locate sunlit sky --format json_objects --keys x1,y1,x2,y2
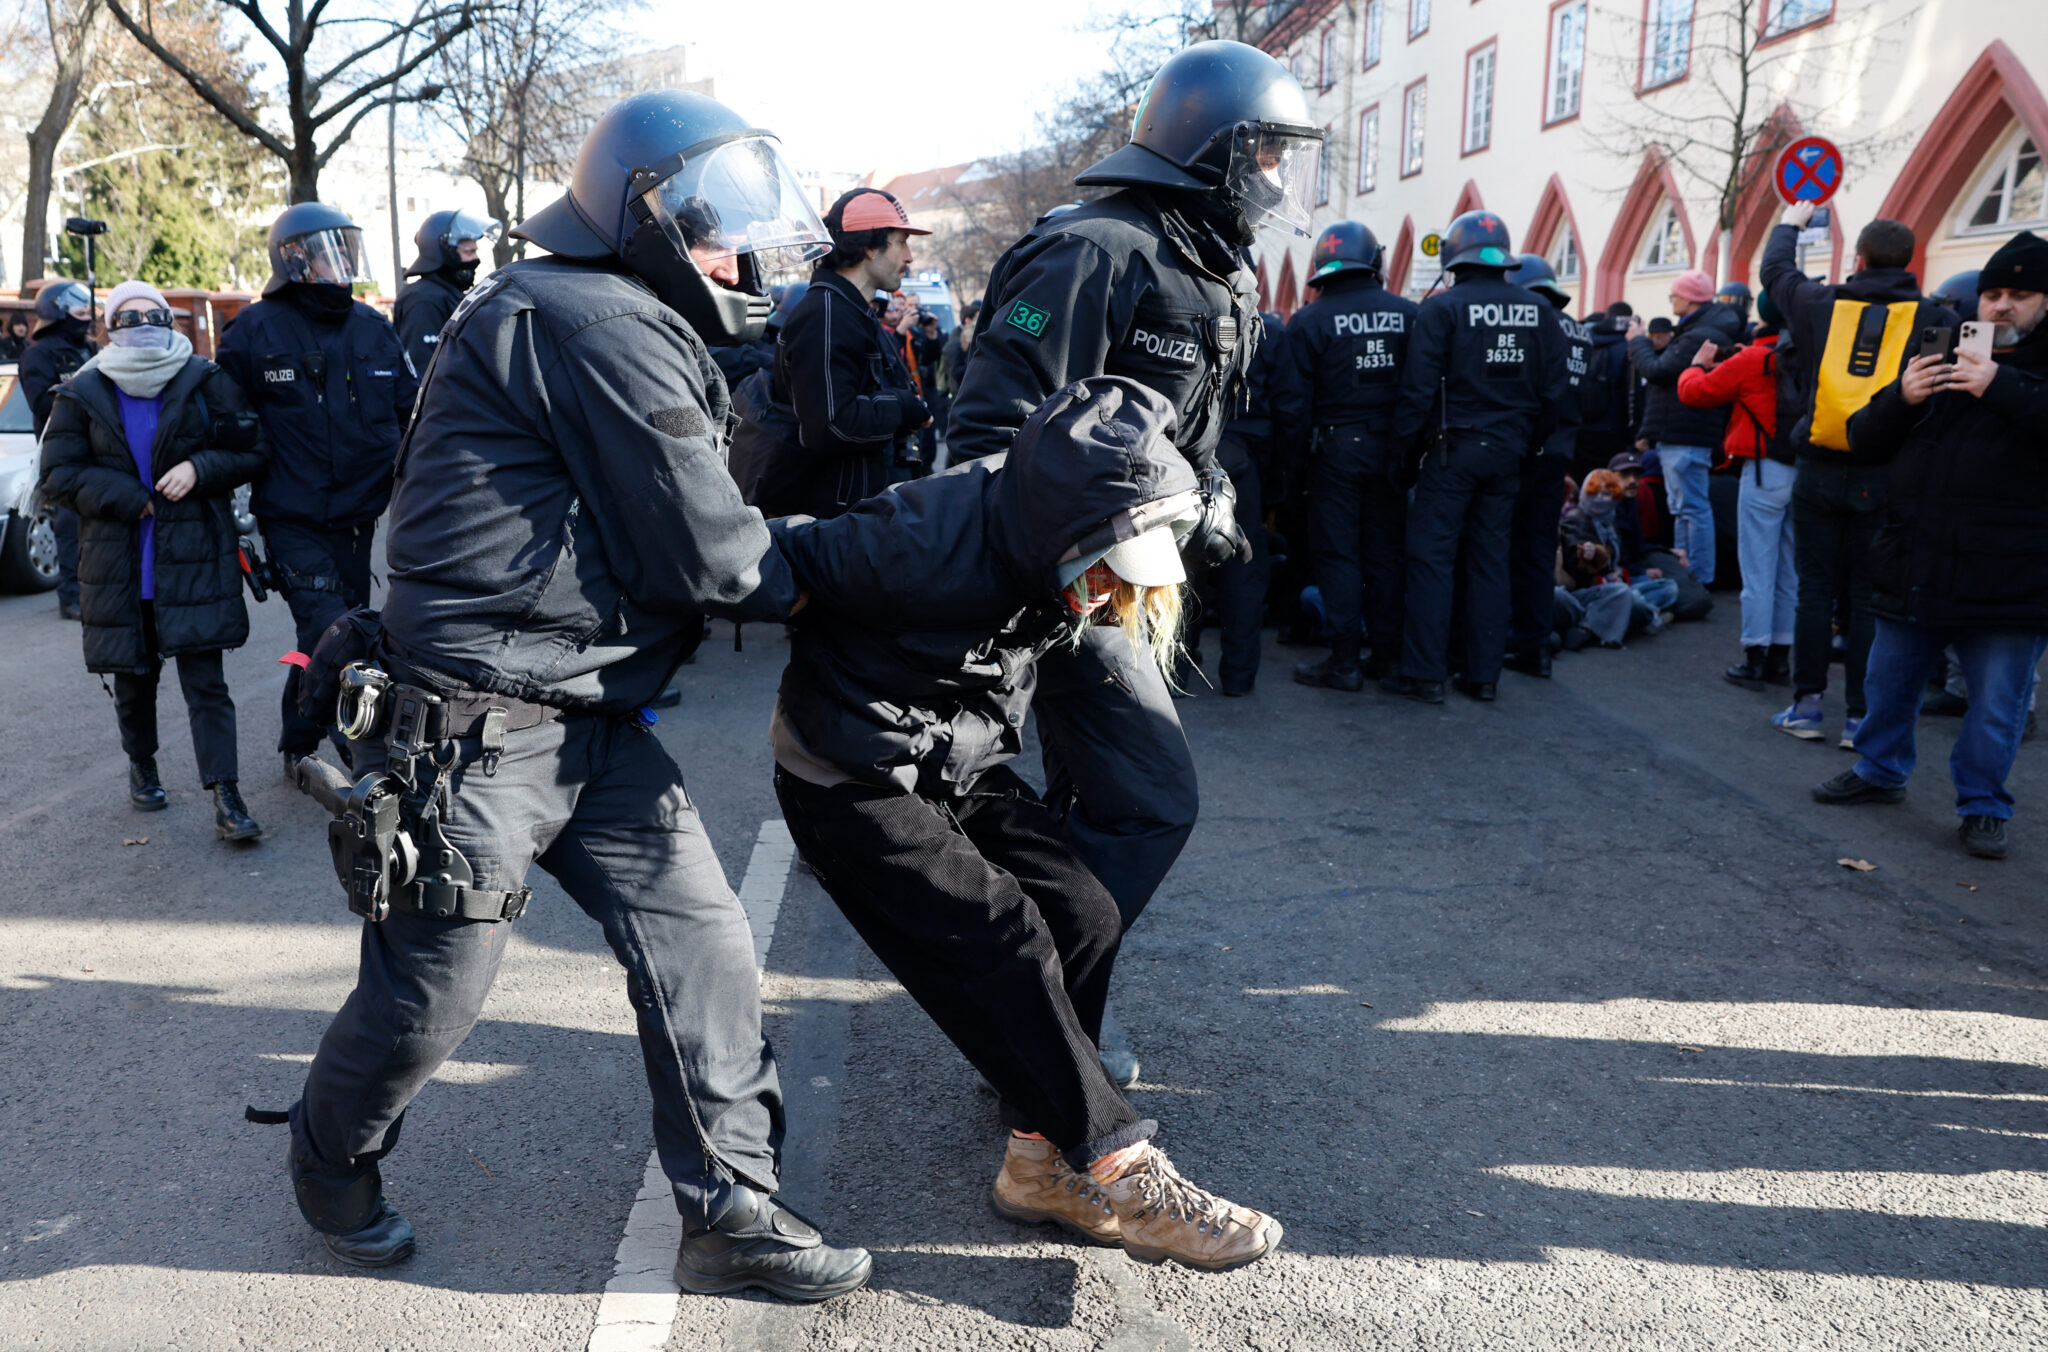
[{"x1": 651, "y1": 0, "x2": 1166, "y2": 176}]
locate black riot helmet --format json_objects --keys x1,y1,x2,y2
[
  {"x1": 1075, "y1": 40, "x2": 1323, "y2": 238},
  {"x1": 1506, "y1": 251, "x2": 1571, "y2": 307},
  {"x1": 263, "y1": 201, "x2": 372, "y2": 296},
  {"x1": 1934, "y1": 270, "x2": 1981, "y2": 322},
  {"x1": 406, "y1": 209, "x2": 503, "y2": 277},
  {"x1": 1309, "y1": 221, "x2": 1384, "y2": 283},
  {"x1": 34, "y1": 279, "x2": 93, "y2": 326},
  {"x1": 513, "y1": 90, "x2": 831, "y2": 344},
  {"x1": 1440, "y1": 209, "x2": 1516, "y2": 272},
  {"x1": 1715, "y1": 279, "x2": 1753, "y2": 324}
]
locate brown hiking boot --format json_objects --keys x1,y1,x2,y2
[
  {"x1": 990, "y1": 1135, "x2": 1120, "y2": 1246},
  {"x1": 1103, "y1": 1146, "x2": 1281, "y2": 1271}
]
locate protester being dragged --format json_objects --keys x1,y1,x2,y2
[
  {"x1": 734, "y1": 187, "x2": 931, "y2": 519},
  {"x1": 1762, "y1": 201, "x2": 1952, "y2": 747},
  {"x1": 1812, "y1": 233, "x2": 2048, "y2": 861},
  {"x1": 771, "y1": 377, "x2": 1283, "y2": 1273},
  {"x1": 1679, "y1": 288, "x2": 1794, "y2": 690},
  {"x1": 38, "y1": 280, "x2": 267, "y2": 841},
  {"x1": 1553, "y1": 468, "x2": 1679, "y2": 649},
  {"x1": 1625, "y1": 270, "x2": 1742, "y2": 588}
]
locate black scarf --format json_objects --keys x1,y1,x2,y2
[{"x1": 282, "y1": 282, "x2": 356, "y2": 324}]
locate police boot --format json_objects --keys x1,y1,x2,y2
[
  {"x1": 129, "y1": 759, "x2": 168, "y2": 812},
  {"x1": 1293, "y1": 652, "x2": 1365, "y2": 692},
  {"x1": 213, "y1": 781, "x2": 263, "y2": 842},
  {"x1": 1379, "y1": 675, "x2": 1445, "y2": 704},
  {"x1": 1503, "y1": 648, "x2": 1552, "y2": 678},
  {"x1": 674, "y1": 1183, "x2": 872, "y2": 1302},
  {"x1": 287, "y1": 1139, "x2": 416, "y2": 1268},
  {"x1": 1723, "y1": 646, "x2": 1770, "y2": 691}
]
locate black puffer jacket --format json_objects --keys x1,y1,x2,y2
[
  {"x1": 39, "y1": 360, "x2": 268, "y2": 672},
  {"x1": 771, "y1": 377, "x2": 1197, "y2": 796},
  {"x1": 1626, "y1": 302, "x2": 1743, "y2": 447},
  {"x1": 1850, "y1": 320, "x2": 2048, "y2": 630}
]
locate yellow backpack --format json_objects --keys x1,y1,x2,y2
[{"x1": 1808, "y1": 298, "x2": 1922, "y2": 452}]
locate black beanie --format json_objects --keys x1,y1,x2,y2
[{"x1": 1979, "y1": 230, "x2": 2048, "y2": 295}]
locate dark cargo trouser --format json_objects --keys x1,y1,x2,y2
[
  {"x1": 1209, "y1": 432, "x2": 1269, "y2": 690},
  {"x1": 1033, "y1": 622, "x2": 1198, "y2": 931},
  {"x1": 262, "y1": 519, "x2": 375, "y2": 756},
  {"x1": 292, "y1": 714, "x2": 783, "y2": 1227},
  {"x1": 776, "y1": 765, "x2": 1149, "y2": 1166},
  {"x1": 1791, "y1": 458, "x2": 1887, "y2": 715},
  {"x1": 1309, "y1": 426, "x2": 1407, "y2": 667},
  {"x1": 1507, "y1": 452, "x2": 1571, "y2": 658},
  {"x1": 1402, "y1": 436, "x2": 1523, "y2": 686}
]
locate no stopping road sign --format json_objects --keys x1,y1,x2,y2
[{"x1": 1775, "y1": 136, "x2": 1844, "y2": 206}]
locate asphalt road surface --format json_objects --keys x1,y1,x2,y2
[{"x1": 3, "y1": 576, "x2": 2044, "y2": 1352}]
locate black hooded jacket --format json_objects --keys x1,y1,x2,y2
[
  {"x1": 771, "y1": 377, "x2": 1196, "y2": 797},
  {"x1": 1850, "y1": 320, "x2": 2048, "y2": 631},
  {"x1": 39, "y1": 360, "x2": 267, "y2": 671},
  {"x1": 393, "y1": 268, "x2": 467, "y2": 379},
  {"x1": 379, "y1": 256, "x2": 798, "y2": 712},
  {"x1": 1625, "y1": 301, "x2": 1744, "y2": 448},
  {"x1": 1761, "y1": 222, "x2": 1952, "y2": 465}
]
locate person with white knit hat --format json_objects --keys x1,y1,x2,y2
[{"x1": 38, "y1": 279, "x2": 270, "y2": 841}]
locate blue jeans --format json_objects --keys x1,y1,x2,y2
[
  {"x1": 1736, "y1": 458, "x2": 1797, "y2": 647},
  {"x1": 1853, "y1": 619, "x2": 2048, "y2": 819},
  {"x1": 1656, "y1": 443, "x2": 1715, "y2": 585}
]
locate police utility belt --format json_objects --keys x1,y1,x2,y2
[{"x1": 310, "y1": 663, "x2": 564, "y2": 925}]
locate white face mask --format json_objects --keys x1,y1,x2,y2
[{"x1": 110, "y1": 322, "x2": 173, "y2": 349}]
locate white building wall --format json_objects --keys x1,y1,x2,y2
[{"x1": 1251, "y1": 0, "x2": 2048, "y2": 321}]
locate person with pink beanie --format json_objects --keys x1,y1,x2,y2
[{"x1": 1624, "y1": 267, "x2": 1745, "y2": 587}]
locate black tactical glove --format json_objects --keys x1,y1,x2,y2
[
  {"x1": 1190, "y1": 467, "x2": 1252, "y2": 567},
  {"x1": 211, "y1": 410, "x2": 262, "y2": 451}
]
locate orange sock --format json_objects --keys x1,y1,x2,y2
[
  {"x1": 1088, "y1": 1141, "x2": 1148, "y2": 1184},
  {"x1": 1010, "y1": 1131, "x2": 1047, "y2": 1141}
]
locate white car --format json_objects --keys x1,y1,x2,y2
[{"x1": 0, "y1": 363, "x2": 59, "y2": 592}]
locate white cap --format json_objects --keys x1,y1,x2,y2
[{"x1": 1099, "y1": 523, "x2": 1187, "y2": 586}]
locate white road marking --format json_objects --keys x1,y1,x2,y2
[{"x1": 586, "y1": 819, "x2": 797, "y2": 1352}]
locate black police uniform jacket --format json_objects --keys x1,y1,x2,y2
[
  {"x1": 772, "y1": 378, "x2": 1194, "y2": 797},
  {"x1": 39, "y1": 359, "x2": 268, "y2": 672},
  {"x1": 215, "y1": 292, "x2": 419, "y2": 530},
  {"x1": 1542, "y1": 301, "x2": 1595, "y2": 458},
  {"x1": 1267, "y1": 272, "x2": 1419, "y2": 452},
  {"x1": 20, "y1": 323, "x2": 95, "y2": 435},
  {"x1": 393, "y1": 269, "x2": 466, "y2": 381},
  {"x1": 378, "y1": 256, "x2": 799, "y2": 712},
  {"x1": 736, "y1": 269, "x2": 927, "y2": 521},
  {"x1": 1850, "y1": 320, "x2": 2048, "y2": 632},
  {"x1": 945, "y1": 189, "x2": 1258, "y2": 474},
  {"x1": 1625, "y1": 301, "x2": 1743, "y2": 449},
  {"x1": 1393, "y1": 273, "x2": 1571, "y2": 452}
]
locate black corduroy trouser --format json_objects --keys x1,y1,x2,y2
[{"x1": 775, "y1": 764, "x2": 1152, "y2": 1169}]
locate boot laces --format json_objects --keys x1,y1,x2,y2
[{"x1": 1130, "y1": 1150, "x2": 1226, "y2": 1229}]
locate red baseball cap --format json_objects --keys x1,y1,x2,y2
[{"x1": 826, "y1": 187, "x2": 931, "y2": 237}]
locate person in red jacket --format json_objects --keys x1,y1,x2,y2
[{"x1": 1678, "y1": 289, "x2": 1796, "y2": 690}]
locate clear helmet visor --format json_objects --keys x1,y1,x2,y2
[
  {"x1": 638, "y1": 135, "x2": 831, "y2": 277},
  {"x1": 440, "y1": 210, "x2": 503, "y2": 251},
  {"x1": 1225, "y1": 129, "x2": 1321, "y2": 238},
  {"x1": 281, "y1": 226, "x2": 371, "y2": 286}
]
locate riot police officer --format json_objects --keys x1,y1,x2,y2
[
  {"x1": 1191, "y1": 307, "x2": 1282, "y2": 696},
  {"x1": 1269, "y1": 221, "x2": 1418, "y2": 689},
  {"x1": 215, "y1": 203, "x2": 418, "y2": 768},
  {"x1": 1384, "y1": 211, "x2": 1568, "y2": 703},
  {"x1": 21, "y1": 279, "x2": 97, "y2": 617},
  {"x1": 281, "y1": 91, "x2": 871, "y2": 1300},
  {"x1": 946, "y1": 39, "x2": 1321, "y2": 932},
  {"x1": 392, "y1": 208, "x2": 501, "y2": 377},
  {"x1": 1503, "y1": 252, "x2": 1590, "y2": 678}
]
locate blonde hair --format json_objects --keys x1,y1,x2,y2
[{"x1": 1073, "y1": 579, "x2": 1185, "y2": 684}]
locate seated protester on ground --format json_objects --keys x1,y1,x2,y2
[
  {"x1": 1610, "y1": 448, "x2": 1710, "y2": 621},
  {"x1": 1816, "y1": 232, "x2": 2048, "y2": 862},
  {"x1": 768, "y1": 377, "x2": 1283, "y2": 1274},
  {"x1": 1555, "y1": 469, "x2": 1680, "y2": 648}
]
